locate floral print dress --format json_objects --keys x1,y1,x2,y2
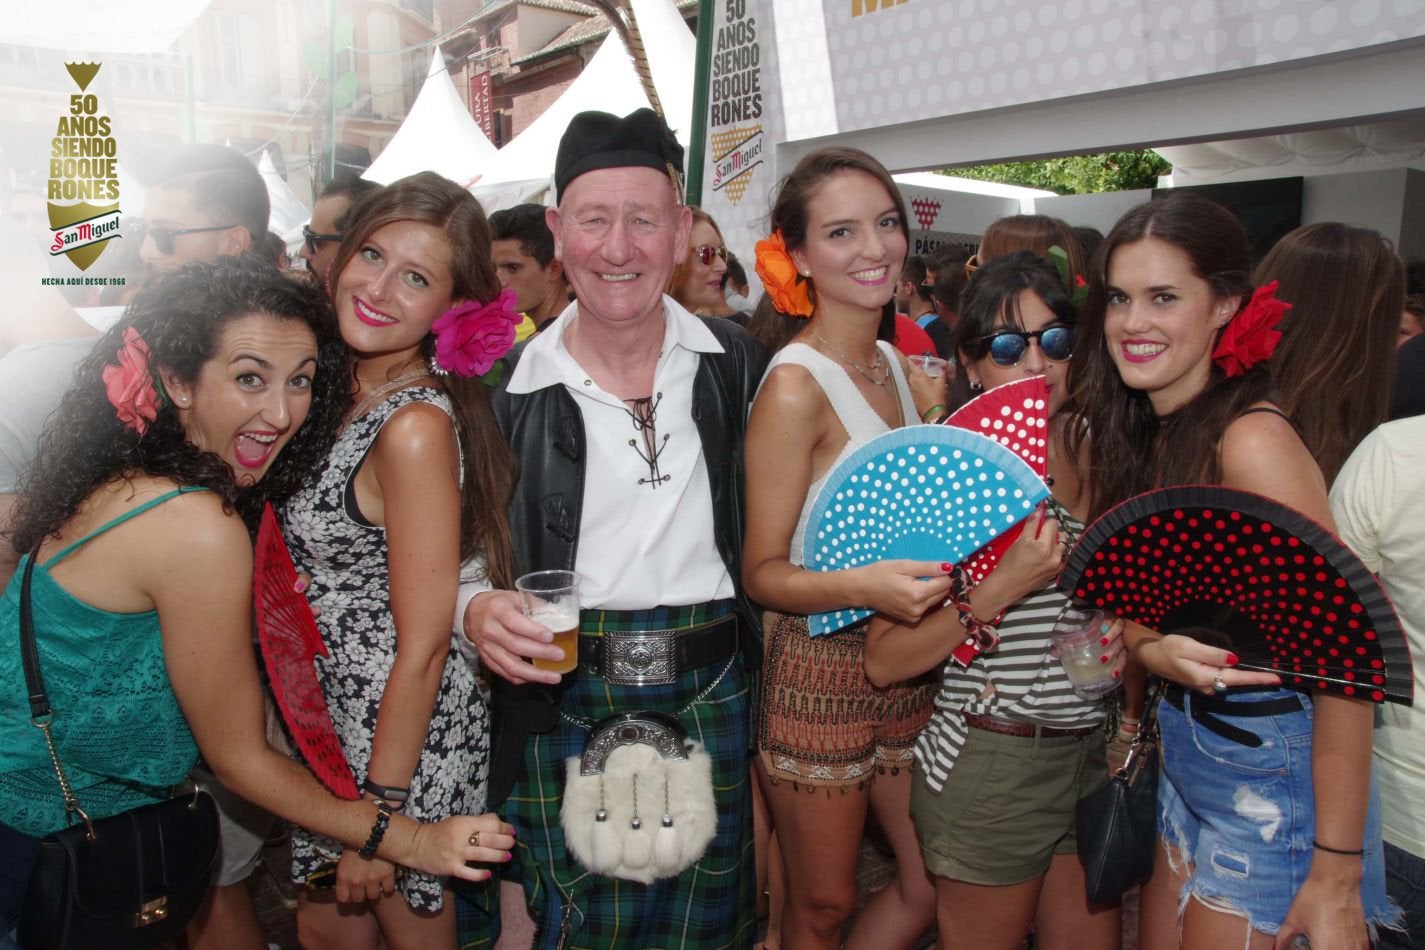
[{"x1": 282, "y1": 386, "x2": 488, "y2": 911}]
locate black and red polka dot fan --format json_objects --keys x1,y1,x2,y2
[{"x1": 1059, "y1": 486, "x2": 1411, "y2": 705}]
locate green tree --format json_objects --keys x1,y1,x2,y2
[{"x1": 944, "y1": 150, "x2": 1170, "y2": 195}]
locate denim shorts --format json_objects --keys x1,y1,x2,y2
[{"x1": 1156, "y1": 687, "x2": 1397, "y2": 937}]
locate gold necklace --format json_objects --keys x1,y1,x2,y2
[
  {"x1": 813, "y1": 331, "x2": 889, "y2": 387},
  {"x1": 348, "y1": 366, "x2": 432, "y2": 422}
]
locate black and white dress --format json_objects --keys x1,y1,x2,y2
[{"x1": 282, "y1": 386, "x2": 488, "y2": 911}]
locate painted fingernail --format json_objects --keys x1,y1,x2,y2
[
  {"x1": 503, "y1": 851, "x2": 513, "y2": 861},
  {"x1": 940, "y1": 562, "x2": 954, "y2": 573},
  {"x1": 1226, "y1": 653, "x2": 1240, "y2": 666},
  {"x1": 293, "y1": 579, "x2": 308, "y2": 593},
  {"x1": 1100, "y1": 654, "x2": 1110, "y2": 664},
  {"x1": 1100, "y1": 636, "x2": 1111, "y2": 646},
  {"x1": 1112, "y1": 669, "x2": 1122, "y2": 679}
]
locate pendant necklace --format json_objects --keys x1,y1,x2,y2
[{"x1": 813, "y1": 331, "x2": 889, "y2": 387}]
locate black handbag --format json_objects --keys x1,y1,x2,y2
[
  {"x1": 1075, "y1": 690, "x2": 1161, "y2": 905},
  {"x1": 14, "y1": 551, "x2": 220, "y2": 950}
]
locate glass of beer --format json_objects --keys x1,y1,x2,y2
[{"x1": 516, "y1": 570, "x2": 582, "y2": 675}]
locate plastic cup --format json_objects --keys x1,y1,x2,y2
[
  {"x1": 516, "y1": 570, "x2": 581, "y2": 675},
  {"x1": 1049, "y1": 605, "x2": 1121, "y2": 700},
  {"x1": 908, "y1": 353, "x2": 949, "y2": 378}
]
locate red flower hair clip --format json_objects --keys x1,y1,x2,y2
[
  {"x1": 101, "y1": 327, "x2": 163, "y2": 434},
  {"x1": 754, "y1": 230, "x2": 813, "y2": 318},
  {"x1": 1212, "y1": 280, "x2": 1291, "y2": 378},
  {"x1": 432, "y1": 288, "x2": 521, "y2": 378}
]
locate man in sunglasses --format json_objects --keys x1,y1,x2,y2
[
  {"x1": 298, "y1": 173, "x2": 380, "y2": 287},
  {"x1": 136, "y1": 143, "x2": 270, "y2": 282}
]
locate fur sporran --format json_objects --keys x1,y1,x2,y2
[{"x1": 560, "y1": 712, "x2": 717, "y2": 883}]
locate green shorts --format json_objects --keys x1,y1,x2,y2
[{"x1": 910, "y1": 722, "x2": 1107, "y2": 886}]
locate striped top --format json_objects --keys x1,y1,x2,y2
[{"x1": 914, "y1": 512, "x2": 1108, "y2": 793}]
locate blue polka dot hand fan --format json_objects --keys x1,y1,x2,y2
[{"x1": 801, "y1": 424, "x2": 1050, "y2": 636}]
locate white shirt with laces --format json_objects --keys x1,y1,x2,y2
[{"x1": 454, "y1": 296, "x2": 736, "y2": 637}]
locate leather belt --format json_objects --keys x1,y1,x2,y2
[
  {"x1": 963, "y1": 712, "x2": 1096, "y2": 740},
  {"x1": 579, "y1": 615, "x2": 738, "y2": 686},
  {"x1": 1163, "y1": 685, "x2": 1303, "y2": 748}
]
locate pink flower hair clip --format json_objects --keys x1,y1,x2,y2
[
  {"x1": 101, "y1": 327, "x2": 164, "y2": 434},
  {"x1": 431, "y1": 288, "x2": 521, "y2": 380}
]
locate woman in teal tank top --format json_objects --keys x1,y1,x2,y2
[{"x1": 0, "y1": 258, "x2": 516, "y2": 940}]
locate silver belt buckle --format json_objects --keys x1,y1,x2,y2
[{"x1": 601, "y1": 628, "x2": 677, "y2": 686}]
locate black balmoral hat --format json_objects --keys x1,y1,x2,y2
[{"x1": 554, "y1": 108, "x2": 684, "y2": 203}]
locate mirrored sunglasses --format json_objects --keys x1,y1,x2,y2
[
  {"x1": 302, "y1": 224, "x2": 343, "y2": 254},
  {"x1": 976, "y1": 325, "x2": 1075, "y2": 367},
  {"x1": 693, "y1": 244, "x2": 728, "y2": 266},
  {"x1": 138, "y1": 221, "x2": 239, "y2": 256}
]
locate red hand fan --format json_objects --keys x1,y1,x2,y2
[
  {"x1": 942, "y1": 377, "x2": 1051, "y2": 666},
  {"x1": 254, "y1": 504, "x2": 360, "y2": 798},
  {"x1": 1060, "y1": 486, "x2": 1412, "y2": 704}
]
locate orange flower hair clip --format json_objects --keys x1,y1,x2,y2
[{"x1": 754, "y1": 230, "x2": 813, "y2": 318}]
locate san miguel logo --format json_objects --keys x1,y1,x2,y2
[{"x1": 48, "y1": 62, "x2": 121, "y2": 271}]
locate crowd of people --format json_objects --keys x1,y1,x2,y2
[{"x1": 0, "y1": 104, "x2": 1422, "y2": 950}]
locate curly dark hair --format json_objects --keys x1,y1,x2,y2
[{"x1": 11, "y1": 257, "x2": 348, "y2": 553}]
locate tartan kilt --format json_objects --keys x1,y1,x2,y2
[{"x1": 501, "y1": 601, "x2": 757, "y2": 949}]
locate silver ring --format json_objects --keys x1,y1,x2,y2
[{"x1": 1212, "y1": 670, "x2": 1228, "y2": 693}]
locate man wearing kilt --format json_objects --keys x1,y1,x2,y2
[{"x1": 457, "y1": 108, "x2": 768, "y2": 948}]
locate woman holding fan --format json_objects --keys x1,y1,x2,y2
[
  {"x1": 742, "y1": 147, "x2": 951, "y2": 950},
  {"x1": 0, "y1": 258, "x2": 515, "y2": 937},
  {"x1": 863, "y1": 250, "x2": 1123, "y2": 950},
  {"x1": 281, "y1": 172, "x2": 519, "y2": 949},
  {"x1": 1063, "y1": 191, "x2": 1399, "y2": 949}
]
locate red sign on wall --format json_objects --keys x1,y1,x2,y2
[{"x1": 470, "y1": 70, "x2": 493, "y2": 139}]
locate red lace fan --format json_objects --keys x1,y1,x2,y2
[
  {"x1": 1060, "y1": 487, "x2": 1412, "y2": 705},
  {"x1": 254, "y1": 504, "x2": 360, "y2": 798},
  {"x1": 943, "y1": 377, "x2": 1051, "y2": 667}
]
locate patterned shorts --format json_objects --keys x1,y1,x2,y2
[{"x1": 757, "y1": 610, "x2": 938, "y2": 789}]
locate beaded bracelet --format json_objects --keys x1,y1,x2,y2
[
  {"x1": 359, "y1": 800, "x2": 393, "y2": 858},
  {"x1": 946, "y1": 566, "x2": 1005, "y2": 657}
]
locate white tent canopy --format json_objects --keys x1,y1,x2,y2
[
  {"x1": 473, "y1": 0, "x2": 696, "y2": 189},
  {"x1": 260, "y1": 149, "x2": 311, "y2": 243},
  {"x1": 362, "y1": 46, "x2": 498, "y2": 187},
  {"x1": 1156, "y1": 118, "x2": 1425, "y2": 186}
]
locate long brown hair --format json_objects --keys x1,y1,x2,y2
[
  {"x1": 761, "y1": 147, "x2": 905, "y2": 348},
  {"x1": 1255, "y1": 223, "x2": 1403, "y2": 484},
  {"x1": 1063, "y1": 192, "x2": 1271, "y2": 518},
  {"x1": 975, "y1": 214, "x2": 1085, "y2": 288},
  {"x1": 332, "y1": 172, "x2": 517, "y2": 586}
]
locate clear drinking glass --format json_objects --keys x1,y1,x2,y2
[
  {"x1": 516, "y1": 570, "x2": 582, "y2": 675},
  {"x1": 1049, "y1": 605, "x2": 1121, "y2": 700}
]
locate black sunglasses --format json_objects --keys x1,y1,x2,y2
[
  {"x1": 973, "y1": 325, "x2": 1075, "y2": 367},
  {"x1": 302, "y1": 224, "x2": 343, "y2": 254},
  {"x1": 693, "y1": 244, "x2": 728, "y2": 266},
  {"x1": 139, "y1": 221, "x2": 238, "y2": 255}
]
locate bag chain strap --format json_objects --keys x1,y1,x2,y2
[
  {"x1": 560, "y1": 656, "x2": 736, "y2": 732},
  {"x1": 19, "y1": 549, "x2": 96, "y2": 839}
]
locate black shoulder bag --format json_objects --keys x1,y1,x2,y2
[
  {"x1": 1075, "y1": 686, "x2": 1161, "y2": 905},
  {"x1": 16, "y1": 551, "x2": 220, "y2": 949}
]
